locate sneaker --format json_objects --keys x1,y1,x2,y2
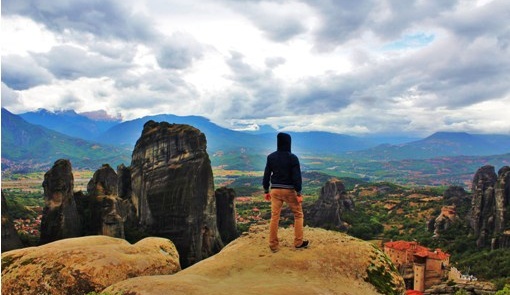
[{"x1": 295, "y1": 240, "x2": 309, "y2": 249}]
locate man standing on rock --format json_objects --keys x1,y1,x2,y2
[{"x1": 263, "y1": 132, "x2": 309, "y2": 252}]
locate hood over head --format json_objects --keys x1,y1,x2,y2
[{"x1": 277, "y1": 132, "x2": 291, "y2": 152}]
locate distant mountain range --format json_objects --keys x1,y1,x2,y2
[
  {"x1": 19, "y1": 109, "x2": 121, "y2": 142},
  {"x1": 2, "y1": 107, "x2": 509, "y2": 173},
  {"x1": 348, "y1": 131, "x2": 510, "y2": 160},
  {"x1": 1, "y1": 108, "x2": 131, "y2": 172},
  {"x1": 15, "y1": 108, "x2": 383, "y2": 154}
]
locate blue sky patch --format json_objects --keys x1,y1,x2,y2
[{"x1": 382, "y1": 33, "x2": 435, "y2": 51}]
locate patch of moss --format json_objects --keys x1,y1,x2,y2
[
  {"x1": 365, "y1": 263, "x2": 400, "y2": 295},
  {"x1": 365, "y1": 248, "x2": 403, "y2": 295},
  {"x1": 371, "y1": 245, "x2": 399, "y2": 274},
  {"x1": 20, "y1": 257, "x2": 36, "y2": 266},
  {"x1": 1, "y1": 255, "x2": 17, "y2": 269}
]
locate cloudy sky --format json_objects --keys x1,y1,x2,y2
[{"x1": 2, "y1": 0, "x2": 509, "y2": 136}]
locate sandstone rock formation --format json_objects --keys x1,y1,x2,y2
[
  {"x1": 40, "y1": 159, "x2": 81, "y2": 244},
  {"x1": 130, "y1": 120, "x2": 223, "y2": 267},
  {"x1": 215, "y1": 187, "x2": 239, "y2": 244},
  {"x1": 1, "y1": 192, "x2": 23, "y2": 251},
  {"x1": 1, "y1": 235, "x2": 180, "y2": 295},
  {"x1": 307, "y1": 178, "x2": 354, "y2": 230},
  {"x1": 423, "y1": 281, "x2": 496, "y2": 295},
  {"x1": 85, "y1": 164, "x2": 135, "y2": 239},
  {"x1": 87, "y1": 163, "x2": 118, "y2": 196},
  {"x1": 443, "y1": 185, "x2": 471, "y2": 209},
  {"x1": 495, "y1": 166, "x2": 510, "y2": 235},
  {"x1": 428, "y1": 186, "x2": 471, "y2": 237},
  {"x1": 431, "y1": 206, "x2": 459, "y2": 238},
  {"x1": 104, "y1": 225, "x2": 405, "y2": 295},
  {"x1": 470, "y1": 165, "x2": 510, "y2": 248}
]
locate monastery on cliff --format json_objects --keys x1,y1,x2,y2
[{"x1": 384, "y1": 240, "x2": 450, "y2": 292}]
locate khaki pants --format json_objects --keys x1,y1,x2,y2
[{"x1": 269, "y1": 188, "x2": 304, "y2": 250}]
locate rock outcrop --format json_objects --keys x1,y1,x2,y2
[
  {"x1": 443, "y1": 185, "x2": 471, "y2": 209},
  {"x1": 40, "y1": 159, "x2": 81, "y2": 244},
  {"x1": 1, "y1": 235, "x2": 180, "y2": 295},
  {"x1": 428, "y1": 186, "x2": 471, "y2": 237},
  {"x1": 105, "y1": 225, "x2": 405, "y2": 295},
  {"x1": 130, "y1": 120, "x2": 223, "y2": 267},
  {"x1": 215, "y1": 187, "x2": 239, "y2": 244},
  {"x1": 495, "y1": 166, "x2": 510, "y2": 236},
  {"x1": 431, "y1": 206, "x2": 459, "y2": 238},
  {"x1": 1, "y1": 192, "x2": 23, "y2": 251},
  {"x1": 470, "y1": 165, "x2": 510, "y2": 248},
  {"x1": 306, "y1": 178, "x2": 354, "y2": 230},
  {"x1": 423, "y1": 281, "x2": 496, "y2": 295},
  {"x1": 85, "y1": 164, "x2": 135, "y2": 239},
  {"x1": 87, "y1": 163, "x2": 118, "y2": 196},
  {"x1": 40, "y1": 162, "x2": 137, "y2": 241}
]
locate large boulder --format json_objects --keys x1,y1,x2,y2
[
  {"x1": 1, "y1": 192, "x2": 23, "y2": 251},
  {"x1": 130, "y1": 120, "x2": 223, "y2": 267},
  {"x1": 40, "y1": 159, "x2": 81, "y2": 244},
  {"x1": 306, "y1": 178, "x2": 354, "y2": 230},
  {"x1": 1, "y1": 236, "x2": 180, "y2": 295},
  {"x1": 105, "y1": 225, "x2": 405, "y2": 295},
  {"x1": 215, "y1": 187, "x2": 239, "y2": 244}
]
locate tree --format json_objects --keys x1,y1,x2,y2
[{"x1": 496, "y1": 284, "x2": 510, "y2": 295}]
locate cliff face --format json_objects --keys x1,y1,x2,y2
[
  {"x1": 40, "y1": 159, "x2": 81, "y2": 244},
  {"x1": 130, "y1": 120, "x2": 223, "y2": 267},
  {"x1": 470, "y1": 165, "x2": 510, "y2": 248},
  {"x1": 215, "y1": 187, "x2": 239, "y2": 244},
  {"x1": 495, "y1": 166, "x2": 510, "y2": 235},
  {"x1": 307, "y1": 178, "x2": 354, "y2": 230}
]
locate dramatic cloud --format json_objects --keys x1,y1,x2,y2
[
  {"x1": 34, "y1": 45, "x2": 131, "y2": 79},
  {"x1": 227, "y1": 1, "x2": 312, "y2": 42},
  {"x1": 1, "y1": 83, "x2": 23, "y2": 108},
  {"x1": 2, "y1": 0, "x2": 509, "y2": 136},
  {"x1": 1, "y1": 55, "x2": 53, "y2": 90},
  {"x1": 156, "y1": 33, "x2": 205, "y2": 69},
  {"x1": 1, "y1": 0, "x2": 156, "y2": 41}
]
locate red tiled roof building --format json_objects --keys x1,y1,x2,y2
[{"x1": 384, "y1": 241, "x2": 450, "y2": 292}]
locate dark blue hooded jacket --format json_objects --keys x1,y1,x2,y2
[{"x1": 262, "y1": 132, "x2": 302, "y2": 195}]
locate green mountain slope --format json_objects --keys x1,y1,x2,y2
[{"x1": 1, "y1": 108, "x2": 131, "y2": 173}]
